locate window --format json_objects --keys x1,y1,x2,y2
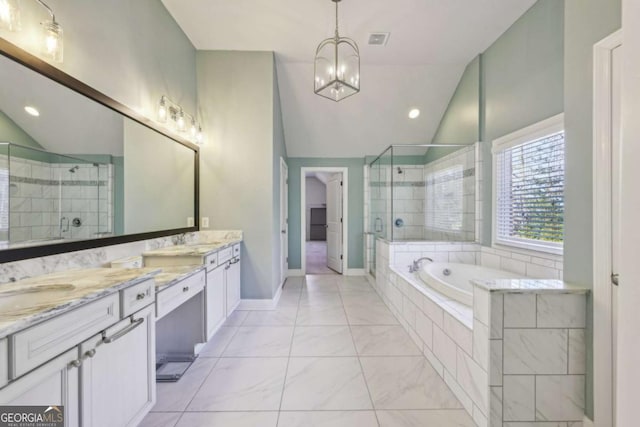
[
  {"x1": 425, "y1": 164, "x2": 463, "y2": 232},
  {"x1": 492, "y1": 114, "x2": 564, "y2": 254}
]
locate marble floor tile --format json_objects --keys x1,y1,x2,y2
[
  {"x1": 296, "y1": 305, "x2": 348, "y2": 325},
  {"x1": 302, "y1": 281, "x2": 340, "y2": 294},
  {"x1": 360, "y1": 356, "x2": 462, "y2": 409},
  {"x1": 344, "y1": 303, "x2": 399, "y2": 325},
  {"x1": 341, "y1": 292, "x2": 385, "y2": 306},
  {"x1": 242, "y1": 306, "x2": 298, "y2": 326},
  {"x1": 138, "y1": 412, "x2": 181, "y2": 427},
  {"x1": 176, "y1": 411, "x2": 279, "y2": 427},
  {"x1": 298, "y1": 292, "x2": 343, "y2": 307},
  {"x1": 277, "y1": 411, "x2": 379, "y2": 427},
  {"x1": 224, "y1": 310, "x2": 250, "y2": 326},
  {"x1": 153, "y1": 357, "x2": 218, "y2": 412},
  {"x1": 281, "y1": 357, "x2": 373, "y2": 410},
  {"x1": 199, "y1": 327, "x2": 238, "y2": 357},
  {"x1": 290, "y1": 326, "x2": 357, "y2": 356},
  {"x1": 284, "y1": 276, "x2": 305, "y2": 289},
  {"x1": 278, "y1": 292, "x2": 302, "y2": 307},
  {"x1": 351, "y1": 325, "x2": 422, "y2": 356},
  {"x1": 376, "y1": 409, "x2": 474, "y2": 427},
  {"x1": 187, "y1": 357, "x2": 288, "y2": 411},
  {"x1": 222, "y1": 326, "x2": 294, "y2": 357},
  {"x1": 338, "y1": 280, "x2": 376, "y2": 294}
]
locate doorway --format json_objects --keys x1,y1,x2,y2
[
  {"x1": 300, "y1": 167, "x2": 348, "y2": 275},
  {"x1": 593, "y1": 29, "x2": 622, "y2": 427}
]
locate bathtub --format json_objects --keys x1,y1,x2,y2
[{"x1": 418, "y1": 262, "x2": 522, "y2": 306}]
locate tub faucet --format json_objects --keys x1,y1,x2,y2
[{"x1": 409, "y1": 257, "x2": 433, "y2": 273}]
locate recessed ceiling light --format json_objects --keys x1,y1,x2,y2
[
  {"x1": 24, "y1": 106, "x2": 40, "y2": 117},
  {"x1": 408, "y1": 108, "x2": 420, "y2": 119}
]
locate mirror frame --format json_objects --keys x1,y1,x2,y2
[{"x1": 0, "y1": 38, "x2": 200, "y2": 263}]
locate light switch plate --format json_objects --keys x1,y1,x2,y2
[
  {"x1": 187, "y1": 217, "x2": 194, "y2": 227},
  {"x1": 202, "y1": 217, "x2": 210, "y2": 228}
]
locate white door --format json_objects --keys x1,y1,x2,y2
[
  {"x1": 611, "y1": 43, "x2": 622, "y2": 423},
  {"x1": 280, "y1": 158, "x2": 288, "y2": 285},
  {"x1": 326, "y1": 173, "x2": 343, "y2": 273}
]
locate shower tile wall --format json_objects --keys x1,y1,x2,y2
[
  {"x1": 6, "y1": 157, "x2": 113, "y2": 243},
  {"x1": 423, "y1": 145, "x2": 477, "y2": 242},
  {"x1": 392, "y1": 165, "x2": 425, "y2": 240}
]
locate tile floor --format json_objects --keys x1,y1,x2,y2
[
  {"x1": 140, "y1": 275, "x2": 474, "y2": 427},
  {"x1": 305, "y1": 241, "x2": 336, "y2": 275}
]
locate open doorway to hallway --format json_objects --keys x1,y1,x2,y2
[
  {"x1": 301, "y1": 167, "x2": 348, "y2": 275},
  {"x1": 305, "y1": 172, "x2": 336, "y2": 275}
]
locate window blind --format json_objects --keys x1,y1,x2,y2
[{"x1": 495, "y1": 131, "x2": 564, "y2": 249}]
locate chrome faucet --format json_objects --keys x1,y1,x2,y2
[{"x1": 409, "y1": 257, "x2": 433, "y2": 273}]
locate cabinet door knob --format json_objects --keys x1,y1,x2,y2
[
  {"x1": 183, "y1": 286, "x2": 190, "y2": 292},
  {"x1": 85, "y1": 349, "x2": 96, "y2": 358},
  {"x1": 69, "y1": 359, "x2": 82, "y2": 368},
  {"x1": 136, "y1": 293, "x2": 146, "y2": 300}
]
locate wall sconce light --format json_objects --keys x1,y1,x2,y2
[
  {"x1": 0, "y1": 0, "x2": 21, "y2": 31},
  {"x1": 0, "y1": 0, "x2": 63, "y2": 63},
  {"x1": 157, "y1": 96, "x2": 204, "y2": 145}
]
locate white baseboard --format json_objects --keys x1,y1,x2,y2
[
  {"x1": 583, "y1": 415, "x2": 594, "y2": 427},
  {"x1": 345, "y1": 268, "x2": 366, "y2": 276},
  {"x1": 237, "y1": 281, "x2": 283, "y2": 311},
  {"x1": 287, "y1": 269, "x2": 304, "y2": 277}
]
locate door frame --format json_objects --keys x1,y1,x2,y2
[
  {"x1": 300, "y1": 167, "x2": 348, "y2": 275},
  {"x1": 592, "y1": 28, "x2": 622, "y2": 427},
  {"x1": 280, "y1": 157, "x2": 288, "y2": 286}
]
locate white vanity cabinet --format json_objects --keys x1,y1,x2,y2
[
  {"x1": 0, "y1": 348, "x2": 80, "y2": 427},
  {"x1": 79, "y1": 304, "x2": 155, "y2": 427},
  {"x1": 226, "y1": 256, "x2": 241, "y2": 315},
  {"x1": 205, "y1": 264, "x2": 226, "y2": 340}
]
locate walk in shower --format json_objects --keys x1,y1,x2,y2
[
  {"x1": 365, "y1": 143, "x2": 480, "y2": 276},
  {"x1": 0, "y1": 143, "x2": 114, "y2": 247}
]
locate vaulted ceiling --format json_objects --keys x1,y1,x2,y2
[{"x1": 162, "y1": 0, "x2": 536, "y2": 157}]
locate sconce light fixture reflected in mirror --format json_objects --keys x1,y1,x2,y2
[
  {"x1": 157, "y1": 96, "x2": 204, "y2": 145},
  {"x1": 0, "y1": 0, "x2": 63, "y2": 62},
  {"x1": 0, "y1": 0, "x2": 20, "y2": 31}
]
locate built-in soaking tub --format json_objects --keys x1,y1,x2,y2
[{"x1": 417, "y1": 262, "x2": 522, "y2": 306}]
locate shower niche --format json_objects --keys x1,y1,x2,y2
[{"x1": 0, "y1": 143, "x2": 113, "y2": 246}]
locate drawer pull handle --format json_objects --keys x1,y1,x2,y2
[
  {"x1": 229, "y1": 258, "x2": 240, "y2": 265},
  {"x1": 183, "y1": 286, "x2": 190, "y2": 292},
  {"x1": 136, "y1": 293, "x2": 146, "y2": 300},
  {"x1": 209, "y1": 259, "x2": 216, "y2": 264},
  {"x1": 69, "y1": 359, "x2": 82, "y2": 368},
  {"x1": 84, "y1": 349, "x2": 96, "y2": 358},
  {"x1": 103, "y1": 317, "x2": 144, "y2": 344}
]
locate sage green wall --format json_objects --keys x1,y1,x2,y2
[
  {"x1": 287, "y1": 158, "x2": 365, "y2": 270},
  {"x1": 0, "y1": 111, "x2": 44, "y2": 150},
  {"x1": 197, "y1": 51, "x2": 285, "y2": 299},
  {"x1": 480, "y1": 0, "x2": 565, "y2": 245},
  {"x1": 564, "y1": 0, "x2": 621, "y2": 419},
  {"x1": 427, "y1": 55, "x2": 480, "y2": 159}
]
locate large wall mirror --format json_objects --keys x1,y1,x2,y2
[{"x1": 0, "y1": 39, "x2": 199, "y2": 262}]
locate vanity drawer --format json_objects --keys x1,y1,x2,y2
[
  {"x1": 156, "y1": 270, "x2": 205, "y2": 320},
  {"x1": 233, "y1": 244, "x2": 241, "y2": 257},
  {"x1": 120, "y1": 279, "x2": 155, "y2": 318},
  {"x1": 0, "y1": 339, "x2": 7, "y2": 389},
  {"x1": 204, "y1": 252, "x2": 218, "y2": 269},
  {"x1": 218, "y1": 247, "x2": 234, "y2": 264},
  {"x1": 10, "y1": 294, "x2": 120, "y2": 379}
]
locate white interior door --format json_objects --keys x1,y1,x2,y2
[
  {"x1": 326, "y1": 173, "x2": 343, "y2": 273},
  {"x1": 611, "y1": 44, "x2": 622, "y2": 423},
  {"x1": 280, "y1": 158, "x2": 288, "y2": 285}
]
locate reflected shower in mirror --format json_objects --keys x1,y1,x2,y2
[{"x1": 0, "y1": 46, "x2": 197, "y2": 251}]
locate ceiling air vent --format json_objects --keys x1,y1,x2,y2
[{"x1": 368, "y1": 32, "x2": 390, "y2": 46}]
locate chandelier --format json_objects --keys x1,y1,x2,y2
[{"x1": 314, "y1": 0, "x2": 360, "y2": 102}]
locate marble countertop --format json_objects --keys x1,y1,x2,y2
[
  {"x1": 142, "y1": 238, "x2": 241, "y2": 258},
  {"x1": 0, "y1": 268, "x2": 159, "y2": 339},
  {"x1": 153, "y1": 265, "x2": 206, "y2": 292},
  {"x1": 472, "y1": 278, "x2": 589, "y2": 293}
]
